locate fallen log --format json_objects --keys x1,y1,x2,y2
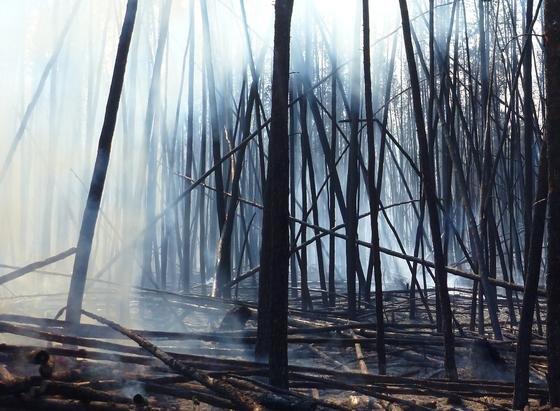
[
  {"x1": 349, "y1": 330, "x2": 369, "y2": 374},
  {"x1": 308, "y1": 344, "x2": 351, "y2": 371},
  {"x1": 5, "y1": 317, "x2": 546, "y2": 356},
  {"x1": 0, "y1": 321, "x2": 144, "y2": 355},
  {"x1": 0, "y1": 343, "x2": 156, "y2": 368},
  {"x1": 0, "y1": 341, "x2": 547, "y2": 406},
  {"x1": 39, "y1": 380, "x2": 132, "y2": 404},
  {"x1": 224, "y1": 375, "x2": 351, "y2": 410},
  {"x1": 288, "y1": 372, "x2": 433, "y2": 410},
  {"x1": 0, "y1": 397, "x2": 146, "y2": 411},
  {"x1": 142, "y1": 381, "x2": 234, "y2": 409},
  {"x1": 0, "y1": 375, "x2": 43, "y2": 395},
  {"x1": 0, "y1": 313, "x2": 255, "y2": 341},
  {"x1": 0, "y1": 336, "x2": 546, "y2": 396},
  {"x1": 226, "y1": 228, "x2": 546, "y2": 296},
  {"x1": 80, "y1": 309, "x2": 262, "y2": 411}
]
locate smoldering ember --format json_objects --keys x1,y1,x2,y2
[{"x1": 0, "y1": 0, "x2": 559, "y2": 409}]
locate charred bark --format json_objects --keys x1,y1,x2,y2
[
  {"x1": 545, "y1": 0, "x2": 560, "y2": 404},
  {"x1": 513, "y1": 141, "x2": 548, "y2": 408},
  {"x1": 399, "y1": 0, "x2": 458, "y2": 381},
  {"x1": 255, "y1": 0, "x2": 294, "y2": 389},
  {"x1": 362, "y1": 0, "x2": 386, "y2": 375},
  {"x1": 65, "y1": 0, "x2": 137, "y2": 323}
]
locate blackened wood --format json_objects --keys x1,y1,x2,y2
[
  {"x1": 80, "y1": 310, "x2": 261, "y2": 410},
  {"x1": 398, "y1": 0, "x2": 457, "y2": 381},
  {"x1": 255, "y1": 0, "x2": 294, "y2": 389},
  {"x1": 513, "y1": 141, "x2": 548, "y2": 408},
  {"x1": 362, "y1": 0, "x2": 386, "y2": 375},
  {"x1": 65, "y1": 0, "x2": 137, "y2": 323},
  {"x1": 545, "y1": 0, "x2": 560, "y2": 404}
]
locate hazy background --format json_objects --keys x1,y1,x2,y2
[{"x1": 0, "y1": 0, "x2": 506, "y2": 319}]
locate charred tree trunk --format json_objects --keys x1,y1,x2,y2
[
  {"x1": 345, "y1": 11, "x2": 361, "y2": 319},
  {"x1": 513, "y1": 141, "x2": 548, "y2": 408},
  {"x1": 362, "y1": 0, "x2": 386, "y2": 375},
  {"x1": 399, "y1": 0, "x2": 457, "y2": 381},
  {"x1": 65, "y1": 0, "x2": 137, "y2": 323},
  {"x1": 476, "y1": 0, "x2": 502, "y2": 340},
  {"x1": 214, "y1": 73, "x2": 261, "y2": 299},
  {"x1": 181, "y1": 0, "x2": 195, "y2": 292},
  {"x1": 198, "y1": 72, "x2": 209, "y2": 295},
  {"x1": 200, "y1": 0, "x2": 226, "y2": 234},
  {"x1": 298, "y1": 89, "x2": 313, "y2": 311},
  {"x1": 523, "y1": 0, "x2": 535, "y2": 270},
  {"x1": 328, "y1": 55, "x2": 337, "y2": 307},
  {"x1": 290, "y1": 88, "x2": 298, "y2": 300},
  {"x1": 545, "y1": 0, "x2": 560, "y2": 404},
  {"x1": 255, "y1": 0, "x2": 294, "y2": 389}
]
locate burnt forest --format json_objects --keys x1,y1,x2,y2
[{"x1": 1, "y1": 0, "x2": 560, "y2": 409}]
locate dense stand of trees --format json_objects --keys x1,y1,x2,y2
[{"x1": 2, "y1": 0, "x2": 560, "y2": 405}]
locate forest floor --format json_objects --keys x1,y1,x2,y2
[{"x1": 0, "y1": 282, "x2": 550, "y2": 410}]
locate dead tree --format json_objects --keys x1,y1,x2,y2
[
  {"x1": 513, "y1": 141, "x2": 548, "y2": 408},
  {"x1": 545, "y1": 0, "x2": 560, "y2": 404},
  {"x1": 475, "y1": 0, "x2": 502, "y2": 340},
  {"x1": 523, "y1": 0, "x2": 535, "y2": 269},
  {"x1": 362, "y1": 0, "x2": 386, "y2": 375},
  {"x1": 297, "y1": 86, "x2": 314, "y2": 311},
  {"x1": 290, "y1": 88, "x2": 299, "y2": 300},
  {"x1": 213, "y1": 0, "x2": 262, "y2": 300},
  {"x1": 214, "y1": 72, "x2": 261, "y2": 299},
  {"x1": 345, "y1": 10, "x2": 361, "y2": 319},
  {"x1": 398, "y1": 0, "x2": 457, "y2": 381},
  {"x1": 255, "y1": 0, "x2": 294, "y2": 389},
  {"x1": 198, "y1": 74, "x2": 209, "y2": 295},
  {"x1": 65, "y1": 0, "x2": 138, "y2": 323},
  {"x1": 200, "y1": 0, "x2": 227, "y2": 234},
  {"x1": 181, "y1": 0, "x2": 196, "y2": 292},
  {"x1": 141, "y1": 0, "x2": 172, "y2": 288},
  {"x1": 328, "y1": 47, "x2": 337, "y2": 307}
]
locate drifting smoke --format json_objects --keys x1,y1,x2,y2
[{"x1": 0, "y1": 0, "x2": 535, "y2": 324}]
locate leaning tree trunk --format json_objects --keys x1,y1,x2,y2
[
  {"x1": 255, "y1": 0, "x2": 294, "y2": 389},
  {"x1": 214, "y1": 76, "x2": 260, "y2": 299},
  {"x1": 398, "y1": 0, "x2": 457, "y2": 381},
  {"x1": 545, "y1": 0, "x2": 560, "y2": 404},
  {"x1": 65, "y1": 0, "x2": 137, "y2": 323}
]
